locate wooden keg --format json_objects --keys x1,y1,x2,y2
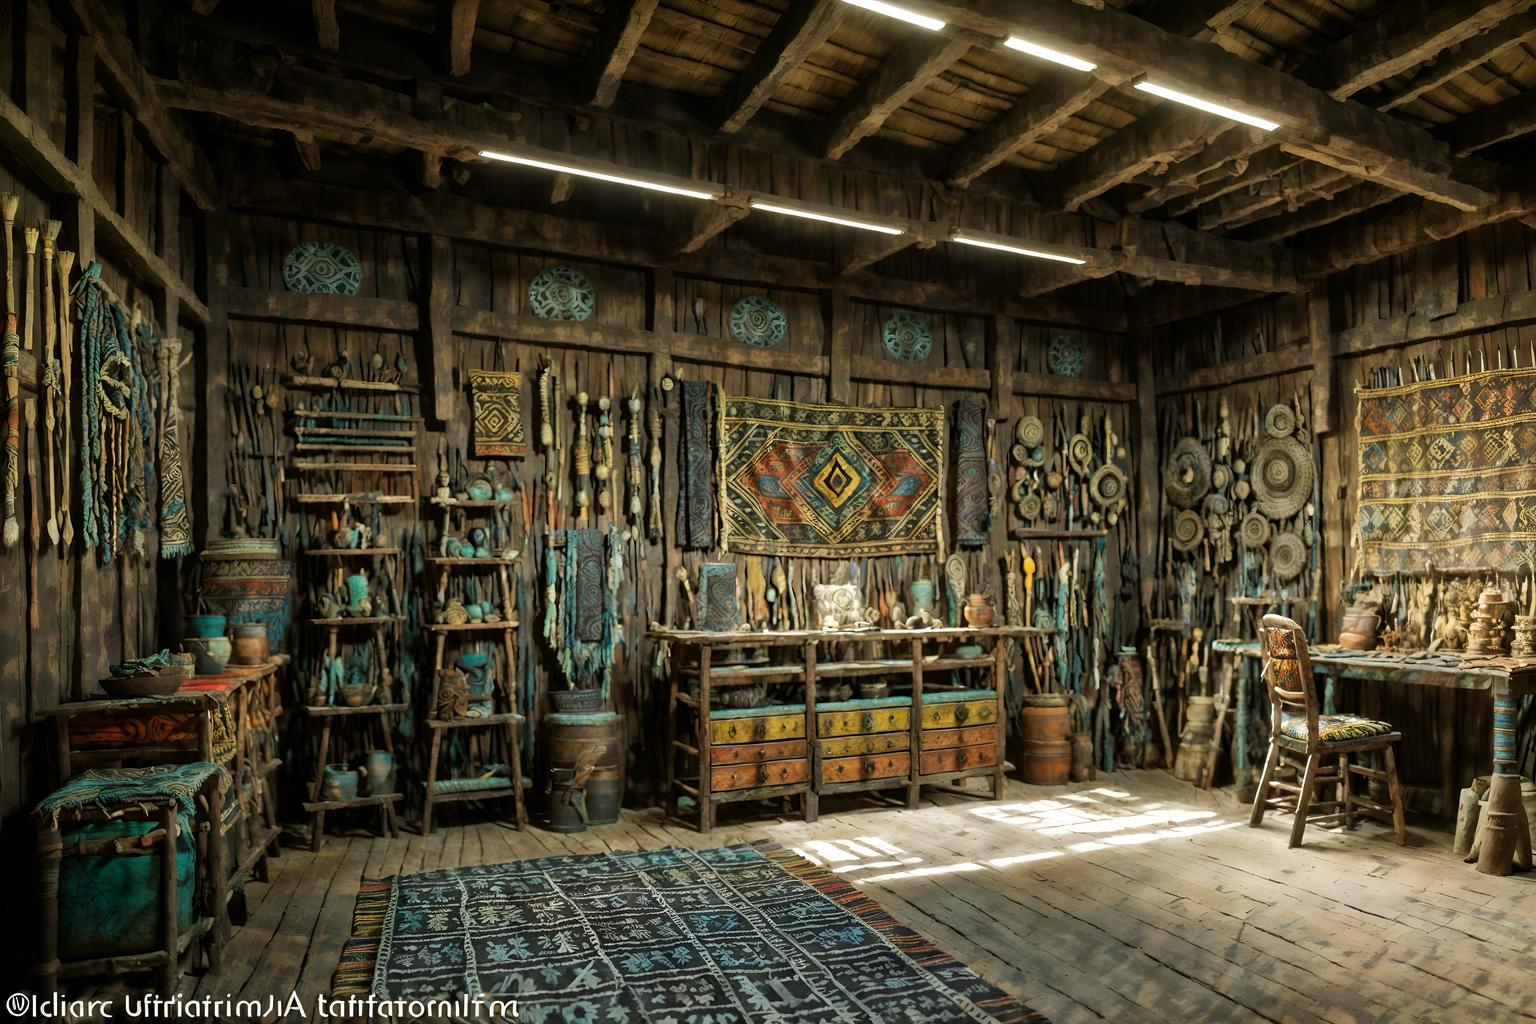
[
  {"x1": 1020, "y1": 695, "x2": 1071, "y2": 786},
  {"x1": 544, "y1": 711, "x2": 624, "y2": 826}
]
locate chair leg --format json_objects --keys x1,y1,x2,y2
[
  {"x1": 1384, "y1": 744, "x2": 1407, "y2": 846},
  {"x1": 1249, "y1": 740, "x2": 1280, "y2": 828},
  {"x1": 1289, "y1": 753, "x2": 1321, "y2": 849},
  {"x1": 1338, "y1": 753, "x2": 1355, "y2": 830}
]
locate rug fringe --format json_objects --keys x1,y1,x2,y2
[{"x1": 331, "y1": 878, "x2": 393, "y2": 995}]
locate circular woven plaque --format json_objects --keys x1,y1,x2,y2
[
  {"x1": 1048, "y1": 334, "x2": 1085, "y2": 377},
  {"x1": 1170, "y1": 510, "x2": 1205, "y2": 552},
  {"x1": 1251, "y1": 435, "x2": 1314, "y2": 520},
  {"x1": 1238, "y1": 511, "x2": 1271, "y2": 549},
  {"x1": 882, "y1": 313, "x2": 932, "y2": 363},
  {"x1": 1090, "y1": 464, "x2": 1128, "y2": 508},
  {"x1": 283, "y1": 241, "x2": 362, "y2": 295},
  {"x1": 1068, "y1": 433, "x2": 1094, "y2": 476},
  {"x1": 1163, "y1": 437, "x2": 1212, "y2": 510},
  {"x1": 1269, "y1": 530, "x2": 1307, "y2": 581},
  {"x1": 529, "y1": 266, "x2": 596, "y2": 321},
  {"x1": 729, "y1": 295, "x2": 788, "y2": 348},
  {"x1": 1017, "y1": 492, "x2": 1042, "y2": 522},
  {"x1": 1264, "y1": 402, "x2": 1298, "y2": 439},
  {"x1": 1015, "y1": 415, "x2": 1045, "y2": 448}
]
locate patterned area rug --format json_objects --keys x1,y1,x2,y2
[
  {"x1": 334, "y1": 840, "x2": 1044, "y2": 1023},
  {"x1": 720, "y1": 395, "x2": 944, "y2": 557},
  {"x1": 1356, "y1": 367, "x2": 1536, "y2": 572}
]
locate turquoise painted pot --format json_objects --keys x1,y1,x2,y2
[
  {"x1": 183, "y1": 614, "x2": 227, "y2": 639},
  {"x1": 181, "y1": 636, "x2": 231, "y2": 674},
  {"x1": 321, "y1": 765, "x2": 360, "y2": 802},
  {"x1": 909, "y1": 580, "x2": 936, "y2": 618},
  {"x1": 361, "y1": 751, "x2": 395, "y2": 796},
  {"x1": 344, "y1": 573, "x2": 370, "y2": 614}
]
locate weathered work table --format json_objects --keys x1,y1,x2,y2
[
  {"x1": 653, "y1": 625, "x2": 1047, "y2": 832},
  {"x1": 1214, "y1": 640, "x2": 1536, "y2": 810}
]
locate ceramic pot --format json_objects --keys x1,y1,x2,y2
[
  {"x1": 467, "y1": 477, "x2": 494, "y2": 501},
  {"x1": 963, "y1": 594, "x2": 995, "y2": 629},
  {"x1": 321, "y1": 764, "x2": 360, "y2": 802},
  {"x1": 360, "y1": 751, "x2": 395, "y2": 796},
  {"x1": 199, "y1": 545, "x2": 291, "y2": 652},
  {"x1": 344, "y1": 573, "x2": 371, "y2": 615},
  {"x1": 458, "y1": 652, "x2": 493, "y2": 695},
  {"x1": 909, "y1": 579, "x2": 936, "y2": 618},
  {"x1": 181, "y1": 636, "x2": 231, "y2": 675},
  {"x1": 230, "y1": 623, "x2": 270, "y2": 665},
  {"x1": 183, "y1": 614, "x2": 227, "y2": 639},
  {"x1": 339, "y1": 682, "x2": 376, "y2": 708}
]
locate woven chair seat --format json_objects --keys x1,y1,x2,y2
[{"x1": 1281, "y1": 713, "x2": 1395, "y2": 745}]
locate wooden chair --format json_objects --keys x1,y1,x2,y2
[{"x1": 1249, "y1": 614, "x2": 1407, "y2": 848}]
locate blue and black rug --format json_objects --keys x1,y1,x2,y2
[{"x1": 334, "y1": 839, "x2": 1045, "y2": 1022}]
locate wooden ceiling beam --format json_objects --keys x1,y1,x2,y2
[
  {"x1": 1136, "y1": 0, "x2": 1269, "y2": 41},
  {"x1": 718, "y1": 0, "x2": 844, "y2": 134},
  {"x1": 1050, "y1": 107, "x2": 1218, "y2": 211},
  {"x1": 1165, "y1": 148, "x2": 1302, "y2": 217},
  {"x1": 1297, "y1": 0, "x2": 1536, "y2": 100},
  {"x1": 1377, "y1": 11, "x2": 1536, "y2": 112},
  {"x1": 584, "y1": 0, "x2": 661, "y2": 109},
  {"x1": 915, "y1": 0, "x2": 1494, "y2": 210},
  {"x1": 1238, "y1": 182, "x2": 1398, "y2": 242},
  {"x1": 822, "y1": 34, "x2": 973, "y2": 160},
  {"x1": 947, "y1": 76, "x2": 1113, "y2": 188},
  {"x1": 1126, "y1": 127, "x2": 1269, "y2": 214},
  {"x1": 675, "y1": 194, "x2": 751, "y2": 255},
  {"x1": 439, "y1": 0, "x2": 482, "y2": 78},
  {"x1": 1198, "y1": 164, "x2": 1351, "y2": 230},
  {"x1": 312, "y1": 0, "x2": 339, "y2": 50},
  {"x1": 1445, "y1": 89, "x2": 1536, "y2": 156}
]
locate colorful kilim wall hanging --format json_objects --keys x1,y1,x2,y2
[
  {"x1": 1356, "y1": 367, "x2": 1536, "y2": 572},
  {"x1": 953, "y1": 396, "x2": 988, "y2": 547},
  {"x1": 720, "y1": 395, "x2": 944, "y2": 557},
  {"x1": 675, "y1": 379, "x2": 715, "y2": 549},
  {"x1": 697, "y1": 562, "x2": 739, "y2": 631},
  {"x1": 468, "y1": 369, "x2": 526, "y2": 457}
]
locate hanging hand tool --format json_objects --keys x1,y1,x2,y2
[
  {"x1": 41, "y1": 221, "x2": 58, "y2": 545},
  {"x1": 594, "y1": 394, "x2": 612, "y2": 517},
  {"x1": 626, "y1": 392, "x2": 643, "y2": 524},
  {"x1": 573, "y1": 391, "x2": 591, "y2": 522},
  {"x1": 56, "y1": 250, "x2": 74, "y2": 547},
  {"x1": 2, "y1": 314, "x2": 18, "y2": 547},
  {"x1": 647, "y1": 397, "x2": 662, "y2": 542},
  {"x1": 22, "y1": 227, "x2": 36, "y2": 353},
  {"x1": 1, "y1": 194, "x2": 17, "y2": 322},
  {"x1": 25, "y1": 397, "x2": 38, "y2": 628}
]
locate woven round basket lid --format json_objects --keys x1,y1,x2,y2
[
  {"x1": 1169, "y1": 509, "x2": 1205, "y2": 552},
  {"x1": 1010, "y1": 443, "x2": 1028, "y2": 466},
  {"x1": 1238, "y1": 511, "x2": 1271, "y2": 549},
  {"x1": 1163, "y1": 437, "x2": 1212, "y2": 510},
  {"x1": 1068, "y1": 432, "x2": 1094, "y2": 476},
  {"x1": 1264, "y1": 402, "x2": 1297, "y2": 439},
  {"x1": 1089, "y1": 464, "x2": 1128, "y2": 508},
  {"x1": 1203, "y1": 492, "x2": 1230, "y2": 517},
  {"x1": 1017, "y1": 492, "x2": 1042, "y2": 522},
  {"x1": 1211, "y1": 463, "x2": 1232, "y2": 491},
  {"x1": 1269, "y1": 530, "x2": 1307, "y2": 581},
  {"x1": 1015, "y1": 415, "x2": 1045, "y2": 448},
  {"x1": 1251, "y1": 435, "x2": 1313, "y2": 520}
]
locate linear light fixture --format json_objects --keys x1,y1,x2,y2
[
  {"x1": 1003, "y1": 36, "x2": 1096, "y2": 73},
  {"x1": 1133, "y1": 80, "x2": 1280, "y2": 132},
  {"x1": 837, "y1": 0, "x2": 946, "y2": 32},
  {"x1": 950, "y1": 231, "x2": 1088, "y2": 265},
  {"x1": 749, "y1": 200, "x2": 905, "y2": 235},
  {"x1": 478, "y1": 149, "x2": 724, "y2": 200}
]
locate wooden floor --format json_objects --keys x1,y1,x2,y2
[{"x1": 150, "y1": 770, "x2": 1536, "y2": 1023}]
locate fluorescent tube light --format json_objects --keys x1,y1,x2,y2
[
  {"x1": 478, "y1": 150, "x2": 723, "y2": 200},
  {"x1": 750, "y1": 200, "x2": 905, "y2": 235},
  {"x1": 838, "y1": 0, "x2": 946, "y2": 32},
  {"x1": 1133, "y1": 81, "x2": 1280, "y2": 132},
  {"x1": 1004, "y1": 36, "x2": 1096, "y2": 73},
  {"x1": 951, "y1": 232, "x2": 1087, "y2": 265}
]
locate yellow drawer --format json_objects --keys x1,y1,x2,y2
[
  {"x1": 710, "y1": 713, "x2": 805, "y2": 745},
  {"x1": 920, "y1": 700, "x2": 996, "y2": 730},
  {"x1": 818, "y1": 707, "x2": 910, "y2": 737},
  {"x1": 820, "y1": 732, "x2": 910, "y2": 758}
]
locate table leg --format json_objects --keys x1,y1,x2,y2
[{"x1": 1494, "y1": 690, "x2": 1519, "y2": 776}]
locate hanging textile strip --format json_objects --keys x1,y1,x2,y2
[
  {"x1": 953, "y1": 396, "x2": 988, "y2": 547},
  {"x1": 468, "y1": 369, "x2": 526, "y2": 457},
  {"x1": 675, "y1": 379, "x2": 715, "y2": 549},
  {"x1": 72, "y1": 262, "x2": 103, "y2": 552},
  {"x1": 719, "y1": 394, "x2": 945, "y2": 557},
  {"x1": 697, "y1": 562, "x2": 739, "y2": 631},
  {"x1": 1355, "y1": 366, "x2": 1536, "y2": 572},
  {"x1": 157, "y1": 336, "x2": 193, "y2": 557},
  {"x1": 2, "y1": 314, "x2": 18, "y2": 548},
  {"x1": 126, "y1": 313, "x2": 155, "y2": 558},
  {"x1": 548, "y1": 527, "x2": 620, "y2": 697}
]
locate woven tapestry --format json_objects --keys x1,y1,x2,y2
[
  {"x1": 721, "y1": 395, "x2": 943, "y2": 557},
  {"x1": 333, "y1": 841, "x2": 1044, "y2": 1024},
  {"x1": 1356, "y1": 367, "x2": 1536, "y2": 572},
  {"x1": 698, "y1": 562, "x2": 738, "y2": 631},
  {"x1": 676, "y1": 379, "x2": 715, "y2": 549},
  {"x1": 954, "y1": 396, "x2": 988, "y2": 547},
  {"x1": 469, "y1": 369, "x2": 525, "y2": 458}
]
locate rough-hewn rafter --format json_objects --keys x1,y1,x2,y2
[
  {"x1": 1238, "y1": 182, "x2": 1398, "y2": 242},
  {"x1": 1198, "y1": 164, "x2": 1350, "y2": 230},
  {"x1": 439, "y1": 0, "x2": 481, "y2": 77},
  {"x1": 312, "y1": 0, "x2": 339, "y2": 50},
  {"x1": 1446, "y1": 89, "x2": 1536, "y2": 156},
  {"x1": 584, "y1": 0, "x2": 661, "y2": 109},
  {"x1": 947, "y1": 76, "x2": 1112, "y2": 188},
  {"x1": 675, "y1": 194, "x2": 751, "y2": 255},
  {"x1": 1376, "y1": 11, "x2": 1536, "y2": 111},
  {"x1": 719, "y1": 0, "x2": 843, "y2": 134},
  {"x1": 1138, "y1": 0, "x2": 1269, "y2": 40},
  {"x1": 1051, "y1": 108, "x2": 1217, "y2": 211},
  {"x1": 823, "y1": 34, "x2": 972, "y2": 160}
]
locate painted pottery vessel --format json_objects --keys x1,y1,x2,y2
[
  {"x1": 909, "y1": 579, "x2": 936, "y2": 618},
  {"x1": 344, "y1": 573, "x2": 371, "y2": 616},
  {"x1": 230, "y1": 622, "x2": 270, "y2": 665},
  {"x1": 181, "y1": 636, "x2": 231, "y2": 675},
  {"x1": 361, "y1": 751, "x2": 395, "y2": 796},
  {"x1": 962, "y1": 594, "x2": 995, "y2": 629},
  {"x1": 183, "y1": 614, "x2": 227, "y2": 639},
  {"x1": 339, "y1": 682, "x2": 376, "y2": 708},
  {"x1": 321, "y1": 764, "x2": 360, "y2": 801},
  {"x1": 200, "y1": 541, "x2": 291, "y2": 651},
  {"x1": 436, "y1": 668, "x2": 470, "y2": 719}
]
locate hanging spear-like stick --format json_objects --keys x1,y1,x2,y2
[
  {"x1": 626, "y1": 392, "x2": 643, "y2": 524},
  {"x1": 56, "y1": 249, "x2": 74, "y2": 547},
  {"x1": 573, "y1": 391, "x2": 591, "y2": 521},
  {"x1": 594, "y1": 395, "x2": 612, "y2": 517},
  {"x1": 23, "y1": 227, "x2": 37, "y2": 352},
  {"x1": 647, "y1": 400, "x2": 662, "y2": 542},
  {"x1": 41, "y1": 221, "x2": 59, "y2": 545},
  {"x1": 1, "y1": 195, "x2": 17, "y2": 322},
  {"x1": 3, "y1": 314, "x2": 19, "y2": 547}
]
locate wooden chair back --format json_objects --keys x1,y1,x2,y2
[{"x1": 1259, "y1": 613, "x2": 1320, "y2": 750}]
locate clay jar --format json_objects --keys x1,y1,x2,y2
[
  {"x1": 962, "y1": 594, "x2": 995, "y2": 628},
  {"x1": 321, "y1": 765, "x2": 360, "y2": 802},
  {"x1": 909, "y1": 579, "x2": 936, "y2": 618},
  {"x1": 181, "y1": 636, "x2": 231, "y2": 674},
  {"x1": 230, "y1": 622, "x2": 270, "y2": 665}
]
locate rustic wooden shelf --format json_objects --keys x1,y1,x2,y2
[
  {"x1": 301, "y1": 792, "x2": 402, "y2": 813},
  {"x1": 308, "y1": 616, "x2": 404, "y2": 626},
  {"x1": 428, "y1": 778, "x2": 530, "y2": 802},
  {"x1": 291, "y1": 460, "x2": 418, "y2": 473},
  {"x1": 429, "y1": 497, "x2": 517, "y2": 509},
  {"x1": 425, "y1": 712, "x2": 527, "y2": 730},
  {"x1": 425, "y1": 556, "x2": 520, "y2": 566},
  {"x1": 305, "y1": 547, "x2": 402, "y2": 557},
  {"x1": 1015, "y1": 528, "x2": 1109, "y2": 539},
  {"x1": 302, "y1": 703, "x2": 409, "y2": 716},
  {"x1": 426, "y1": 619, "x2": 520, "y2": 632},
  {"x1": 285, "y1": 374, "x2": 418, "y2": 394},
  {"x1": 293, "y1": 493, "x2": 414, "y2": 505}
]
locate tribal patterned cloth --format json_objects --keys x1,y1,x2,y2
[
  {"x1": 469, "y1": 369, "x2": 526, "y2": 457},
  {"x1": 37, "y1": 762, "x2": 231, "y2": 826},
  {"x1": 157, "y1": 336, "x2": 193, "y2": 557},
  {"x1": 333, "y1": 841, "x2": 1044, "y2": 1023},
  {"x1": 1356, "y1": 368, "x2": 1536, "y2": 572},
  {"x1": 697, "y1": 562, "x2": 739, "y2": 631},
  {"x1": 954, "y1": 396, "x2": 988, "y2": 547},
  {"x1": 676, "y1": 379, "x2": 715, "y2": 549},
  {"x1": 720, "y1": 395, "x2": 944, "y2": 557},
  {"x1": 546, "y1": 528, "x2": 620, "y2": 695}
]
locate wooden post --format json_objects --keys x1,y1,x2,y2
[
  {"x1": 198, "y1": 210, "x2": 228, "y2": 547},
  {"x1": 803, "y1": 638, "x2": 818, "y2": 823},
  {"x1": 826, "y1": 287, "x2": 850, "y2": 404},
  {"x1": 1308, "y1": 282, "x2": 1335, "y2": 437},
  {"x1": 1133, "y1": 332, "x2": 1159, "y2": 619},
  {"x1": 424, "y1": 234, "x2": 455, "y2": 423}
]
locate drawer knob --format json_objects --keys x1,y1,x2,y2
[
  {"x1": 860, "y1": 712, "x2": 875, "y2": 731},
  {"x1": 955, "y1": 706, "x2": 970, "y2": 724},
  {"x1": 753, "y1": 721, "x2": 767, "y2": 740}
]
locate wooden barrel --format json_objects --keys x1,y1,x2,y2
[
  {"x1": 1020, "y1": 699, "x2": 1071, "y2": 785},
  {"x1": 544, "y1": 711, "x2": 624, "y2": 826}
]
